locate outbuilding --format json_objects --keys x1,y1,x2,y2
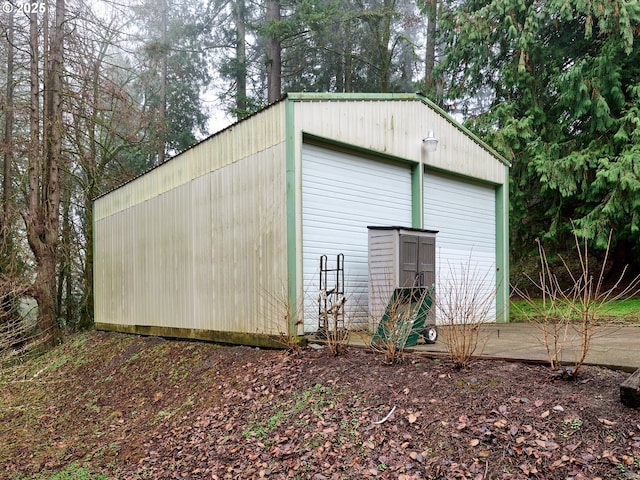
[{"x1": 94, "y1": 93, "x2": 510, "y2": 347}]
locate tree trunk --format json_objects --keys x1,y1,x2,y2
[
  {"x1": 79, "y1": 194, "x2": 94, "y2": 330},
  {"x1": 57, "y1": 185, "x2": 72, "y2": 327},
  {"x1": 377, "y1": 0, "x2": 394, "y2": 92},
  {"x1": 157, "y1": 0, "x2": 168, "y2": 164},
  {"x1": 266, "y1": 0, "x2": 281, "y2": 103},
  {"x1": 2, "y1": 9, "x2": 14, "y2": 239},
  {"x1": 27, "y1": 11, "x2": 41, "y2": 255},
  {"x1": 77, "y1": 42, "x2": 106, "y2": 331},
  {"x1": 235, "y1": 0, "x2": 247, "y2": 116},
  {"x1": 0, "y1": 9, "x2": 16, "y2": 322},
  {"x1": 26, "y1": 0, "x2": 65, "y2": 347},
  {"x1": 423, "y1": 0, "x2": 436, "y2": 94},
  {"x1": 341, "y1": 21, "x2": 353, "y2": 93}
]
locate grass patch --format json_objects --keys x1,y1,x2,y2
[
  {"x1": 242, "y1": 383, "x2": 334, "y2": 440},
  {"x1": 12, "y1": 462, "x2": 111, "y2": 480},
  {"x1": 510, "y1": 296, "x2": 640, "y2": 325}
]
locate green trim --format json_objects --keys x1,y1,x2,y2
[
  {"x1": 411, "y1": 163, "x2": 423, "y2": 228},
  {"x1": 286, "y1": 92, "x2": 420, "y2": 101},
  {"x1": 303, "y1": 132, "x2": 418, "y2": 167},
  {"x1": 415, "y1": 96, "x2": 510, "y2": 168},
  {"x1": 424, "y1": 164, "x2": 510, "y2": 323},
  {"x1": 285, "y1": 98, "x2": 298, "y2": 337},
  {"x1": 303, "y1": 131, "x2": 423, "y2": 227},
  {"x1": 424, "y1": 164, "x2": 502, "y2": 187},
  {"x1": 92, "y1": 204, "x2": 97, "y2": 324},
  {"x1": 495, "y1": 174, "x2": 510, "y2": 323},
  {"x1": 94, "y1": 323, "x2": 304, "y2": 349}
]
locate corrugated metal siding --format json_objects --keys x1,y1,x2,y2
[
  {"x1": 301, "y1": 144, "x2": 413, "y2": 331},
  {"x1": 423, "y1": 170, "x2": 497, "y2": 322},
  {"x1": 94, "y1": 143, "x2": 289, "y2": 335},
  {"x1": 95, "y1": 95, "x2": 508, "y2": 342},
  {"x1": 94, "y1": 103, "x2": 286, "y2": 222},
  {"x1": 293, "y1": 99, "x2": 505, "y2": 185}
]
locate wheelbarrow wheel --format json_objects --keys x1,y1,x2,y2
[{"x1": 423, "y1": 324, "x2": 438, "y2": 344}]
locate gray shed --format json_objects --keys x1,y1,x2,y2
[
  {"x1": 367, "y1": 226, "x2": 438, "y2": 323},
  {"x1": 94, "y1": 93, "x2": 510, "y2": 347}
]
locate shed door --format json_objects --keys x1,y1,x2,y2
[
  {"x1": 418, "y1": 235, "x2": 436, "y2": 287},
  {"x1": 399, "y1": 235, "x2": 418, "y2": 287},
  {"x1": 302, "y1": 144, "x2": 413, "y2": 332},
  {"x1": 424, "y1": 170, "x2": 496, "y2": 320},
  {"x1": 399, "y1": 235, "x2": 435, "y2": 287}
]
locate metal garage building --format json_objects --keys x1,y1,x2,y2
[{"x1": 94, "y1": 93, "x2": 510, "y2": 347}]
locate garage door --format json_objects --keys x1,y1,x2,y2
[
  {"x1": 423, "y1": 170, "x2": 497, "y2": 322},
  {"x1": 302, "y1": 144, "x2": 413, "y2": 332}
]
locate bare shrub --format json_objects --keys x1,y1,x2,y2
[
  {"x1": 512, "y1": 238, "x2": 571, "y2": 371},
  {"x1": 512, "y1": 230, "x2": 640, "y2": 378},
  {"x1": 260, "y1": 285, "x2": 305, "y2": 355},
  {"x1": 436, "y1": 254, "x2": 495, "y2": 368},
  {"x1": 318, "y1": 289, "x2": 349, "y2": 356},
  {"x1": 262, "y1": 275, "x2": 351, "y2": 357}
]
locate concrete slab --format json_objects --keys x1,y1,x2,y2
[{"x1": 341, "y1": 323, "x2": 640, "y2": 372}]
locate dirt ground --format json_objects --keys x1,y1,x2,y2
[{"x1": 1, "y1": 331, "x2": 639, "y2": 479}]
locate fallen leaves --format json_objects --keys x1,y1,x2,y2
[
  {"x1": 407, "y1": 411, "x2": 419, "y2": 424},
  {"x1": 493, "y1": 418, "x2": 508, "y2": 428},
  {"x1": 598, "y1": 417, "x2": 617, "y2": 426},
  {"x1": 2, "y1": 333, "x2": 640, "y2": 480}
]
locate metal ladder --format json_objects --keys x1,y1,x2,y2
[{"x1": 317, "y1": 253, "x2": 345, "y2": 338}]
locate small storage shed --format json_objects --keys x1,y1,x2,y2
[
  {"x1": 367, "y1": 226, "x2": 438, "y2": 323},
  {"x1": 94, "y1": 93, "x2": 510, "y2": 347}
]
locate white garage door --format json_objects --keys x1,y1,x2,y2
[
  {"x1": 423, "y1": 170, "x2": 497, "y2": 322},
  {"x1": 302, "y1": 144, "x2": 413, "y2": 332}
]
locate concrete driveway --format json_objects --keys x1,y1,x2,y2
[{"x1": 347, "y1": 323, "x2": 640, "y2": 372}]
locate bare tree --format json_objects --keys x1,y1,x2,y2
[
  {"x1": 513, "y1": 231, "x2": 640, "y2": 378},
  {"x1": 25, "y1": 0, "x2": 66, "y2": 346},
  {"x1": 2, "y1": 9, "x2": 14, "y2": 239}
]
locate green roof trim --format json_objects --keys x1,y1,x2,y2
[{"x1": 286, "y1": 92, "x2": 421, "y2": 101}]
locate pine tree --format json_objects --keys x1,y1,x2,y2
[{"x1": 438, "y1": 0, "x2": 640, "y2": 268}]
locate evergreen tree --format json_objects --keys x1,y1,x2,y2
[
  {"x1": 132, "y1": 0, "x2": 212, "y2": 162},
  {"x1": 438, "y1": 0, "x2": 640, "y2": 269},
  {"x1": 279, "y1": 0, "x2": 424, "y2": 93}
]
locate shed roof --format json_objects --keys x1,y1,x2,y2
[{"x1": 95, "y1": 92, "x2": 509, "y2": 200}]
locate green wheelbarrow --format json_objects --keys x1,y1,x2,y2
[{"x1": 371, "y1": 285, "x2": 437, "y2": 349}]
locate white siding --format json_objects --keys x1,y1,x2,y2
[
  {"x1": 423, "y1": 170, "x2": 497, "y2": 322},
  {"x1": 301, "y1": 144, "x2": 413, "y2": 331}
]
